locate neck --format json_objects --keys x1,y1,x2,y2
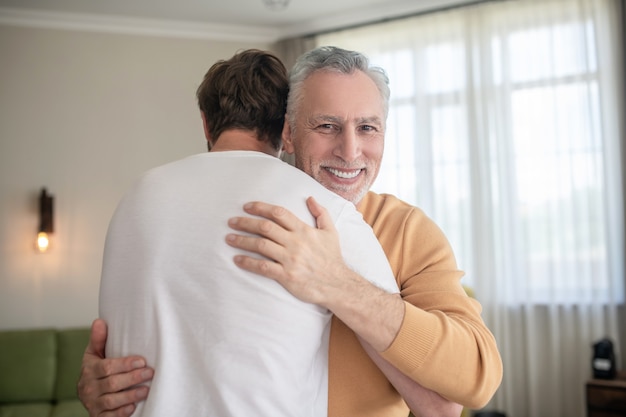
[{"x1": 210, "y1": 129, "x2": 280, "y2": 157}]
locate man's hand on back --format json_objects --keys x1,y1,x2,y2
[{"x1": 77, "y1": 319, "x2": 154, "y2": 417}]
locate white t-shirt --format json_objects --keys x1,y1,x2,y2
[{"x1": 99, "y1": 151, "x2": 398, "y2": 417}]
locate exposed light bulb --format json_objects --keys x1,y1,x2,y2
[{"x1": 37, "y1": 231, "x2": 50, "y2": 253}]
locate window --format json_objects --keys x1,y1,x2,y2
[{"x1": 318, "y1": 0, "x2": 624, "y2": 305}]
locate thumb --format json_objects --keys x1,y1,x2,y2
[
  {"x1": 306, "y1": 197, "x2": 335, "y2": 232},
  {"x1": 87, "y1": 318, "x2": 108, "y2": 358}
]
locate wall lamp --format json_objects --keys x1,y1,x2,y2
[{"x1": 36, "y1": 187, "x2": 54, "y2": 253}]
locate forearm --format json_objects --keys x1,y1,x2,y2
[
  {"x1": 358, "y1": 194, "x2": 503, "y2": 408},
  {"x1": 380, "y1": 302, "x2": 502, "y2": 409},
  {"x1": 359, "y1": 338, "x2": 463, "y2": 417},
  {"x1": 323, "y1": 265, "x2": 404, "y2": 352}
]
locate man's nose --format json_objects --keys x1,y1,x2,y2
[{"x1": 334, "y1": 129, "x2": 361, "y2": 162}]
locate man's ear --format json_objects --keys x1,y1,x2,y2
[
  {"x1": 201, "y1": 112, "x2": 213, "y2": 147},
  {"x1": 282, "y1": 119, "x2": 295, "y2": 154}
]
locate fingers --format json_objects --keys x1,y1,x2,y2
[
  {"x1": 226, "y1": 198, "x2": 338, "y2": 273},
  {"x1": 99, "y1": 404, "x2": 137, "y2": 417},
  {"x1": 226, "y1": 199, "x2": 345, "y2": 307},
  {"x1": 225, "y1": 231, "x2": 287, "y2": 282},
  {"x1": 241, "y1": 201, "x2": 298, "y2": 230},
  {"x1": 227, "y1": 216, "x2": 287, "y2": 243},
  {"x1": 78, "y1": 355, "x2": 153, "y2": 417},
  {"x1": 226, "y1": 212, "x2": 290, "y2": 266},
  {"x1": 96, "y1": 356, "x2": 154, "y2": 389},
  {"x1": 226, "y1": 222, "x2": 283, "y2": 255},
  {"x1": 232, "y1": 253, "x2": 284, "y2": 280},
  {"x1": 78, "y1": 320, "x2": 154, "y2": 417},
  {"x1": 236, "y1": 199, "x2": 334, "y2": 233},
  {"x1": 84, "y1": 344, "x2": 149, "y2": 380},
  {"x1": 227, "y1": 200, "x2": 323, "y2": 243},
  {"x1": 94, "y1": 385, "x2": 149, "y2": 417}
]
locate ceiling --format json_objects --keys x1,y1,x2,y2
[{"x1": 0, "y1": 0, "x2": 477, "y2": 42}]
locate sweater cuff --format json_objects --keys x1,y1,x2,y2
[{"x1": 380, "y1": 302, "x2": 440, "y2": 375}]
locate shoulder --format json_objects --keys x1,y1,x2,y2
[
  {"x1": 113, "y1": 154, "x2": 211, "y2": 217},
  {"x1": 130, "y1": 154, "x2": 203, "y2": 188},
  {"x1": 359, "y1": 192, "x2": 454, "y2": 260},
  {"x1": 358, "y1": 191, "x2": 431, "y2": 230}
]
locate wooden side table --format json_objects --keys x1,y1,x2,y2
[{"x1": 586, "y1": 371, "x2": 626, "y2": 417}]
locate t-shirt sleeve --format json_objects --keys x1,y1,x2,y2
[{"x1": 334, "y1": 203, "x2": 399, "y2": 295}]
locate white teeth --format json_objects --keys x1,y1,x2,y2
[{"x1": 327, "y1": 168, "x2": 361, "y2": 179}]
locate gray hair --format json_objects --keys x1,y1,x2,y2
[{"x1": 286, "y1": 46, "x2": 390, "y2": 129}]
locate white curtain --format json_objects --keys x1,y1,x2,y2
[{"x1": 317, "y1": 1, "x2": 625, "y2": 416}]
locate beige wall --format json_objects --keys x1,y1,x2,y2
[{"x1": 0, "y1": 24, "x2": 270, "y2": 330}]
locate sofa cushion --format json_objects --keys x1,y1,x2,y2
[
  {"x1": 0, "y1": 402, "x2": 52, "y2": 417},
  {"x1": 49, "y1": 400, "x2": 89, "y2": 417},
  {"x1": 0, "y1": 329, "x2": 56, "y2": 402},
  {"x1": 55, "y1": 328, "x2": 90, "y2": 401}
]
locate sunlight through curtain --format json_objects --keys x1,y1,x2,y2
[{"x1": 317, "y1": 1, "x2": 625, "y2": 416}]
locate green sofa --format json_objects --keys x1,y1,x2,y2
[{"x1": 0, "y1": 327, "x2": 90, "y2": 417}]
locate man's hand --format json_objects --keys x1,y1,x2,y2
[
  {"x1": 226, "y1": 197, "x2": 348, "y2": 306},
  {"x1": 77, "y1": 319, "x2": 154, "y2": 417},
  {"x1": 226, "y1": 197, "x2": 404, "y2": 352}
]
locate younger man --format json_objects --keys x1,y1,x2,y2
[{"x1": 98, "y1": 49, "x2": 399, "y2": 416}]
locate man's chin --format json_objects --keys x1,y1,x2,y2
[
  {"x1": 314, "y1": 174, "x2": 368, "y2": 204},
  {"x1": 331, "y1": 187, "x2": 367, "y2": 205}
]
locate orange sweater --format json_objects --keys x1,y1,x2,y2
[{"x1": 328, "y1": 192, "x2": 503, "y2": 416}]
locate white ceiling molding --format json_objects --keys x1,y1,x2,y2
[
  {"x1": 0, "y1": 0, "x2": 480, "y2": 42},
  {"x1": 280, "y1": 0, "x2": 475, "y2": 38},
  {"x1": 0, "y1": 7, "x2": 282, "y2": 43}
]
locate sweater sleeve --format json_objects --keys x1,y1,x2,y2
[{"x1": 363, "y1": 193, "x2": 503, "y2": 408}]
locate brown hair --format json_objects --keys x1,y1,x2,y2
[{"x1": 196, "y1": 49, "x2": 288, "y2": 151}]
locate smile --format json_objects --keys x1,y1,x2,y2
[{"x1": 326, "y1": 167, "x2": 362, "y2": 179}]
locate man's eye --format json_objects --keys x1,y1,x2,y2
[
  {"x1": 360, "y1": 125, "x2": 377, "y2": 132},
  {"x1": 317, "y1": 124, "x2": 336, "y2": 130}
]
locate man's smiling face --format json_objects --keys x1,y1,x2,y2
[{"x1": 284, "y1": 70, "x2": 385, "y2": 205}]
